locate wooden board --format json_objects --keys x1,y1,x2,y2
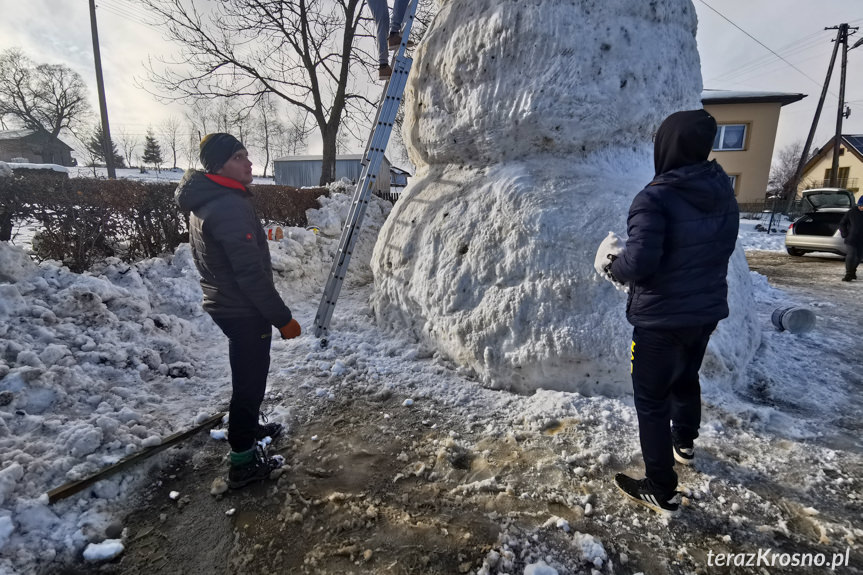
[{"x1": 47, "y1": 411, "x2": 226, "y2": 504}]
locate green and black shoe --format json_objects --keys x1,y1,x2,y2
[{"x1": 228, "y1": 446, "x2": 284, "y2": 490}]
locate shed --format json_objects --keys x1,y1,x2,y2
[
  {"x1": 0, "y1": 129, "x2": 75, "y2": 166},
  {"x1": 273, "y1": 154, "x2": 392, "y2": 194}
]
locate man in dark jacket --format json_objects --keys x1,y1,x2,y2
[
  {"x1": 602, "y1": 109, "x2": 739, "y2": 514},
  {"x1": 839, "y1": 196, "x2": 863, "y2": 281},
  {"x1": 176, "y1": 133, "x2": 302, "y2": 489}
]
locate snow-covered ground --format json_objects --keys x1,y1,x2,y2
[
  {"x1": 66, "y1": 166, "x2": 277, "y2": 186},
  {"x1": 1, "y1": 182, "x2": 861, "y2": 574},
  {"x1": 737, "y1": 215, "x2": 790, "y2": 252}
]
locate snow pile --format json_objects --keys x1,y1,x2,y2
[
  {"x1": 737, "y1": 217, "x2": 789, "y2": 252},
  {"x1": 372, "y1": 0, "x2": 759, "y2": 395},
  {"x1": 0, "y1": 186, "x2": 386, "y2": 573},
  {"x1": 5, "y1": 162, "x2": 69, "y2": 174},
  {"x1": 292, "y1": 179, "x2": 391, "y2": 291},
  {"x1": 0, "y1": 242, "x2": 38, "y2": 284}
]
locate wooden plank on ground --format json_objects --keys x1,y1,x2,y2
[{"x1": 47, "y1": 411, "x2": 226, "y2": 504}]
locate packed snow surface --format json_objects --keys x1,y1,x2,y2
[
  {"x1": 0, "y1": 181, "x2": 389, "y2": 573},
  {"x1": 0, "y1": 184, "x2": 860, "y2": 574},
  {"x1": 371, "y1": 0, "x2": 759, "y2": 395}
]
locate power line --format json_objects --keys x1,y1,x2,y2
[
  {"x1": 706, "y1": 36, "x2": 830, "y2": 86},
  {"x1": 102, "y1": 0, "x2": 157, "y2": 22},
  {"x1": 97, "y1": 0, "x2": 159, "y2": 30},
  {"x1": 697, "y1": 0, "x2": 836, "y2": 91}
]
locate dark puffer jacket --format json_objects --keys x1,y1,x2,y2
[
  {"x1": 175, "y1": 170, "x2": 292, "y2": 327},
  {"x1": 839, "y1": 205, "x2": 863, "y2": 248},
  {"x1": 610, "y1": 160, "x2": 739, "y2": 329}
]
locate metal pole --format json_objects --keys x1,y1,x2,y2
[
  {"x1": 784, "y1": 27, "x2": 842, "y2": 214},
  {"x1": 89, "y1": 0, "x2": 116, "y2": 179},
  {"x1": 829, "y1": 24, "x2": 849, "y2": 188}
]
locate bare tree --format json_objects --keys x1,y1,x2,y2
[
  {"x1": 116, "y1": 126, "x2": 140, "y2": 169},
  {"x1": 273, "y1": 111, "x2": 309, "y2": 158},
  {"x1": 139, "y1": 0, "x2": 376, "y2": 185},
  {"x1": 159, "y1": 115, "x2": 182, "y2": 169},
  {"x1": 252, "y1": 94, "x2": 280, "y2": 178},
  {"x1": 768, "y1": 141, "x2": 812, "y2": 201},
  {"x1": 0, "y1": 48, "x2": 91, "y2": 138},
  {"x1": 185, "y1": 100, "x2": 212, "y2": 141},
  {"x1": 181, "y1": 123, "x2": 200, "y2": 170}
]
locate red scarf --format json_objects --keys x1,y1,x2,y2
[{"x1": 205, "y1": 173, "x2": 247, "y2": 191}]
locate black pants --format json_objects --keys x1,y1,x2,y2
[
  {"x1": 211, "y1": 315, "x2": 272, "y2": 453},
  {"x1": 845, "y1": 244, "x2": 861, "y2": 277},
  {"x1": 630, "y1": 322, "x2": 716, "y2": 495}
]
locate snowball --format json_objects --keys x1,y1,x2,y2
[
  {"x1": 0, "y1": 243, "x2": 38, "y2": 283},
  {"x1": 524, "y1": 560, "x2": 559, "y2": 575},
  {"x1": 0, "y1": 463, "x2": 25, "y2": 506},
  {"x1": 82, "y1": 539, "x2": 124, "y2": 562},
  {"x1": 571, "y1": 532, "x2": 607, "y2": 566},
  {"x1": 0, "y1": 515, "x2": 14, "y2": 550}
]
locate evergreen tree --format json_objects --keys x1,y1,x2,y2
[
  {"x1": 142, "y1": 128, "x2": 163, "y2": 171},
  {"x1": 85, "y1": 125, "x2": 125, "y2": 168}
]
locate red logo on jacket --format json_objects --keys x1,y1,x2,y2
[{"x1": 246, "y1": 233, "x2": 253, "y2": 240}]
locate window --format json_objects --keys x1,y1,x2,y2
[
  {"x1": 728, "y1": 174, "x2": 738, "y2": 195},
  {"x1": 824, "y1": 167, "x2": 850, "y2": 184},
  {"x1": 713, "y1": 124, "x2": 747, "y2": 151}
]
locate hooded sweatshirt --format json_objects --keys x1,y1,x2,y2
[
  {"x1": 610, "y1": 109, "x2": 739, "y2": 329},
  {"x1": 175, "y1": 170, "x2": 292, "y2": 327}
]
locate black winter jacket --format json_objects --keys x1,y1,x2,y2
[
  {"x1": 839, "y1": 206, "x2": 863, "y2": 248},
  {"x1": 175, "y1": 170, "x2": 292, "y2": 327},
  {"x1": 609, "y1": 160, "x2": 739, "y2": 329}
]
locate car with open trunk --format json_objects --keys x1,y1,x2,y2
[{"x1": 785, "y1": 188, "x2": 855, "y2": 257}]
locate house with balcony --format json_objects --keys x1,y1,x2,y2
[
  {"x1": 798, "y1": 134, "x2": 863, "y2": 201},
  {"x1": 701, "y1": 90, "x2": 806, "y2": 209}
]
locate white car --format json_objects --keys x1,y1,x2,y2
[{"x1": 785, "y1": 188, "x2": 855, "y2": 257}]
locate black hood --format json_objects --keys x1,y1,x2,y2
[
  {"x1": 175, "y1": 170, "x2": 236, "y2": 212},
  {"x1": 654, "y1": 109, "x2": 717, "y2": 176},
  {"x1": 652, "y1": 160, "x2": 734, "y2": 213}
]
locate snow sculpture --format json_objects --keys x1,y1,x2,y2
[{"x1": 371, "y1": 0, "x2": 759, "y2": 395}]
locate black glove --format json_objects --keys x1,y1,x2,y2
[{"x1": 602, "y1": 254, "x2": 620, "y2": 283}]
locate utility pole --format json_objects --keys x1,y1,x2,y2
[
  {"x1": 89, "y1": 0, "x2": 116, "y2": 179},
  {"x1": 785, "y1": 24, "x2": 858, "y2": 213},
  {"x1": 829, "y1": 24, "x2": 850, "y2": 187}
]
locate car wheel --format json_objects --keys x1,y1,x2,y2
[{"x1": 786, "y1": 247, "x2": 805, "y2": 257}]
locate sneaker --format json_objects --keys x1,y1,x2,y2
[
  {"x1": 672, "y1": 438, "x2": 695, "y2": 466},
  {"x1": 256, "y1": 421, "x2": 284, "y2": 441},
  {"x1": 614, "y1": 473, "x2": 680, "y2": 515},
  {"x1": 228, "y1": 446, "x2": 284, "y2": 490},
  {"x1": 378, "y1": 64, "x2": 392, "y2": 80}
]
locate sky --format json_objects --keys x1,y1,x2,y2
[{"x1": 0, "y1": 0, "x2": 861, "y2": 166}]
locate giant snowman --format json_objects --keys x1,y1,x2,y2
[{"x1": 371, "y1": 0, "x2": 759, "y2": 396}]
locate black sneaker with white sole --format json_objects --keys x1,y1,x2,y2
[
  {"x1": 228, "y1": 446, "x2": 284, "y2": 490},
  {"x1": 255, "y1": 412, "x2": 284, "y2": 441},
  {"x1": 614, "y1": 473, "x2": 680, "y2": 514},
  {"x1": 672, "y1": 441, "x2": 695, "y2": 466},
  {"x1": 256, "y1": 421, "x2": 284, "y2": 441}
]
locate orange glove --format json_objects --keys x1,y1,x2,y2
[{"x1": 279, "y1": 318, "x2": 301, "y2": 339}]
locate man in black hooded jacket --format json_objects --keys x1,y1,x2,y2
[
  {"x1": 603, "y1": 109, "x2": 739, "y2": 514},
  {"x1": 839, "y1": 196, "x2": 863, "y2": 281},
  {"x1": 176, "y1": 133, "x2": 302, "y2": 489}
]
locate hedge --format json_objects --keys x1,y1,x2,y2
[{"x1": 0, "y1": 169, "x2": 327, "y2": 272}]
